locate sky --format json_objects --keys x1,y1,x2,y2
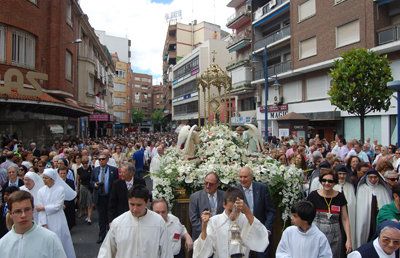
[{"x1": 80, "y1": 0, "x2": 233, "y2": 85}]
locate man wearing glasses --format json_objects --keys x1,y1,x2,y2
[
  {"x1": 91, "y1": 152, "x2": 118, "y2": 244},
  {"x1": 348, "y1": 221, "x2": 400, "y2": 258},
  {"x1": 0, "y1": 190, "x2": 66, "y2": 257},
  {"x1": 189, "y1": 172, "x2": 224, "y2": 240}
]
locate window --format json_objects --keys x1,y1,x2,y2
[
  {"x1": 298, "y1": 0, "x2": 316, "y2": 22},
  {"x1": 299, "y1": 37, "x2": 317, "y2": 60},
  {"x1": 113, "y1": 97, "x2": 125, "y2": 106},
  {"x1": 65, "y1": 51, "x2": 72, "y2": 81},
  {"x1": 240, "y1": 97, "x2": 256, "y2": 111},
  {"x1": 135, "y1": 92, "x2": 140, "y2": 103},
  {"x1": 116, "y1": 70, "x2": 126, "y2": 78},
  {"x1": 173, "y1": 56, "x2": 199, "y2": 81},
  {"x1": 336, "y1": 20, "x2": 360, "y2": 48},
  {"x1": 114, "y1": 83, "x2": 126, "y2": 92},
  {"x1": 88, "y1": 74, "x2": 94, "y2": 95},
  {"x1": 0, "y1": 25, "x2": 5, "y2": 62},
  {"x1": 11, "y1": 30, "x2": 36, "y2": 69},
  {"x1": 114, "y1": 111, "x2": 126, "y2": 120},
  {"x1": 66, "y1": 0, "x2": 72, "y2": 26}
]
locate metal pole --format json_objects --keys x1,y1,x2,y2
[
  {"x1": 263, "y1": 46, "x2": 269, "y2": 141},
  {"x1": 397, "y1": 91, "x2": 400, "y2": 147}
]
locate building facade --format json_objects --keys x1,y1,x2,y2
[
  {"x1": 251, "y1": 0, "x2": 400, "y2": 144},
  {"x1": 130, "y1": 72, "x2": 153, "y2": 131},
  {"x1": 171, "y1": 39, "x2": 233, "y2": 124},
  {"x1": 226, "y1": 0, "x2": 256, "y2": 126},
  {"x1": 0, "y1": 0, "x2": 98, "y2": 146},
  {"x1": 77, "y1": 13, "x2": 115, "y2": 139}
]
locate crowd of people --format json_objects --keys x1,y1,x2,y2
[{"x1": 0, "y1": 128, "x2": 399, "y2": 258}]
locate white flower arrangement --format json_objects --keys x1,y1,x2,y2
[{"x1": 150, "y1": 124, "x2": 304, "y2": 223}]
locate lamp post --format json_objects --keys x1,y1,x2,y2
[
  {"x1": 387, "y1": 80, "x2": 400, "y2": 146},
  {"x1": 261, "y1": 46, "x2": 281, "y2": 141}
]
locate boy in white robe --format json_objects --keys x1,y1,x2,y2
[
  {"x1": 193, "y1": 187, "x2": 269, "y2": 258},
  {"x1": 276, "y1": 200, "x2": 332, "y2": 258},
  {"x1": 0, "y1": 190, "x2": 66, "y2": 258},
  {"x1": 98, "y1": 185, "x2": 172, "y2": 258}
]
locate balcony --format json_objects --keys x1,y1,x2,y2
[
  {"x1": 253, "y1": 60, "x2": 291, "y2": 80},
  {"x1": 254, "y1": 25, "x2": 290, "y2": 51},
  {"x1": 227, "y1": 0, "x2": 247, "y2": 8},
  {"x1": 253, "y1": 0, "x2": 290, "y2": 24},
  {"x1": 227, "y1": 29, "x2": 252, "y2": 52},
  {"x1": 378, "y1": 25, "x2": 400, "y2": 45},
  {"x1": 227, "y1": 4, "x2": 251, "y2": 29},
  {"x1": 226, "y1": 57, "x2": 251, "y2": 71}
]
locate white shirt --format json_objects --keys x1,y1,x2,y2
[
  {"x1": 193, "y1": 211, "x2": 269, "y2": 258},
  {"x1": 125, "y1": 178, "x2": 133, "y2": 191},
  {"x1": 166, "y1": 214, "x2": 188, "y2": 255},
  {"x1": 98, "y1": 210, "x2": 172, "y2": 258},
  {"x1": 0, "y1": 222, "x2": 67, "y2": 258},
  {"x1": 276, "y1": 224, "x2": 332, "y2": 258},
  {"x1": 243, "y1": 184, "x2": 254, "y2": 213},
  {"x1": 348, "y1": 238, "x2": 395, "y2": 258}
]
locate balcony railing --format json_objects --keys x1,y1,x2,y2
[
  {"x1": 254, "y1": 25, "x2": 290, "y2": 50},
  {"x1": 227, "y1": 29, "x2": 252, "y2": 49},
  {"x1": 226, "y1": 58, "x2": 251, "y2": 71},
  {"x1": 253, "y1": 0, "x2": 289, "y2": 21},
  {"x1": 253, "y1": 60, "x2": 291, "y2": 80},
  {"x1": 227, "y1": 4, "x2": 251, "y2": 26},
  {"x1": 378, "y1": 25, "x2": 400, "y2": 45}
]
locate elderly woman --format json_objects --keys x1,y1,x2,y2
[
  {"x1": 36, "y1": 168, "x2": 76, "y2": 258},
  {"x1": 19, "y1": 171, "x2": 44, "y2": 223}
]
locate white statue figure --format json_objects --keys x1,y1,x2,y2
[
  {"x1": 183, "y1": 125, "x2": 201, "y2": 159},
  {"x1": 177, "y1": 125, "x2": 191, "y2": 150},
  {"x1": 244, "y1": 124, "x2": 264, "y2": 154}
]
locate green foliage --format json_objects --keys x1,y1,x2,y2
[
  {"x1": 131, "y1": 108, "x2": 144, "y2": 125},
  {"x1": 328, "y1": 48, "x2": 393, "y2": 116},
  {"x1": 151, "y1": 109, "x2": 165, "y2": 125}
]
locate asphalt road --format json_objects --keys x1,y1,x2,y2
[{"x1": 72, "y1": 212, "x2": 100, "y2": 258}]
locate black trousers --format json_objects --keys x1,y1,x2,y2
[{"x1": 97, "y1": 195, "x2": 110, "y2": 239}]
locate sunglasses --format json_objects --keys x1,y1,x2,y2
[
  {"x1": 99, "y1": 158, "x2": 106, "y2": 161},
  {"x1": 321, "y1": 179, "x2": 335, "y2": 184},
  {"x1": 387, "y1": 177, "x2": 399, "y2": 182},
  {"x1": 82, "y1": 162, "x2": 89, "y2": 164}
]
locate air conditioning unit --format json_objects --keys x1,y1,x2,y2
[{"x1": 270, "y1": 0, "x2": 277, "y2": 8}]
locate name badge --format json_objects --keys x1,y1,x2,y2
[
  {"x1": 331, "y1": 205, "x2": 341, "y2": 213},
  {"x1": 173, "y1": 233, "x2": 181, "y2": 241}
]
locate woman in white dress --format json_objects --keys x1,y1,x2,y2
[
  {"x1": 36, "y1": 168, "x2": 76, "y2": 258},
  {"x1": 19, "y1": 171, "x2": 44, "y2": 223}
]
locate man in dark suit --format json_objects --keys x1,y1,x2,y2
[
  {"x1": 189, "y1": 172, "x2": 224, "y2": 241},
  {"x1": 108, "y1": 162, "x2": 146, "y2": 222},
  {"x1": 90, "y1": 153, "x2": 118, "y2": 244},
  {"x1": 1, "y1": 166, "x2": 24, "y2": 201},
  {"x1": 238, "y1": 166, "x2": 275, "y2": 258}
]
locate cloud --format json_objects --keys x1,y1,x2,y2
[{"x1": 79, "y1": 0, "x2": 233, "y2": 82}]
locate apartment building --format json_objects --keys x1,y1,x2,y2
[
  {"x1": 251, "y1": 0, "x2": 400, "y2": 144},
  {"x1": 171, "y1": 39, "x2": 233, "y2": 124},
  {"x1": 0, "y1": 0, "x2": 106, "y2": 145},
  {"x1": 130, "y1": 72, "x2": 153, "y2": 131},
  {"x1": 226, "y1": 0, "x2": 256, "y2": 126},
  {"x1": 77, "y1": 14, "x2": 115, "y2": 138}
]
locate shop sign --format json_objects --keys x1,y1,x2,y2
[
  {"x1": 293, "y1": 125, "x2": 305, "y2": 130},
  {"x1": 231, "y1": 116, "x2": 256, "y2": 125},
  {"x1": 259, "y1": 104, "x2": 288, "y2": 113},
  {"x1": 89, "y1": 114, "x2": 109, "y2": 121},
  {"x1": 0, "y1": 68, "x2": 48, "y2": 97},
  {"x1": 268, "y1": 111, "x2": 288, "y2": 119}
]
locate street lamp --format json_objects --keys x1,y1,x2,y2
[
  {"x1": 260, "y1": 46, "x2": 281, "y2": 141},
  {"x1": 387, "y1": 80, "x2": 400, "y2": 146}
]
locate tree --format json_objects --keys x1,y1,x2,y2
[
  {"x1": 151, "y1": 109, "x2": 165, "y2": 132},
  {"x1": 328, "y1": 48, "x2": 393, "y2": 143},
  {"x1": 131, "y1": 108, "x2": 144, "y2": 130}
]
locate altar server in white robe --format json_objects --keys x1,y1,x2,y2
[
  {"x1": 193, "y1": 187, "x2": 269, "y2": 258},
  {"x1": 20, "y1": 171, "x2": 44, "y2": 223},
  {"x1": 355, "y1": 168, "x2": 392, "y2": 248},
  {"x1": 98, "y1": 185, "x2": 172, "y2": 258},
  {"x1": 0, "y1": 190, "x2": 66, "y2": 258},
  {"x1": 276, "y1": 200, "x2": 332, "y2": 258},
  {"x1": 333, "y1": 165, "x2": 357, "y2": 248},
  {"x1": 36, "y1": 168, "x2": 76, "y2": 258}
]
